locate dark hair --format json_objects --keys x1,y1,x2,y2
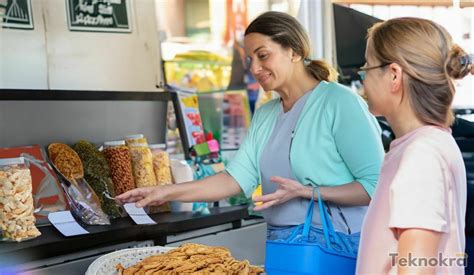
[
  {"x1": 368, "y1": 17, "x2": 473, "y2": 127},
  {"x1": 245, "y1": 11, "x2": 338, "y2": 82}
]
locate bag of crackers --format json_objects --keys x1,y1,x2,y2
[
  {"x1": 148, "y1": 144, "x2": 173, "y2": 213},
  {"x1": 0, "y1": 157, "x2": 41, "y2": 242},
  {"x1": 125, "y1": 135, "x2": 156, "y2": 188}
]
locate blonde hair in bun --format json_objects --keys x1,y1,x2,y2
[
  {"x1": 367, "y1": 17, "x2": 472, "y2": 127},
  {"x1": 446, "y1": 45, "x2": 474, "y2": 79}
]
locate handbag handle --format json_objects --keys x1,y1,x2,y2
[
  {"x1": 302, "y1": 188, "x2": 316, "y2": 238},
  {"x1": 302, "y1": 187, "x2": 343, "y2": 249}
]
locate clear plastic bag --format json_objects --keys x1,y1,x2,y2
[
  {"x1": 150, "y1": 144, "x2": 172, "y2": 185},
  {"x1": 0, "y1": 157, "x2": 41, "y2": 242},
  {"x1": 128, "y1": 143, "x2": 156, "y2": 188},
  {"x1": 148, "y1": 144, "x2": 172, "y2": 213},
  {"x1": 48, "y1": 143, "x2": 110, "y2": 225},
  {"x1": 0, "y1": 145, "x2": 68, "y2": 225},
  {"x1": 103, "y1": 141, "x2": 136, "y2": 195},
  {"x1": 125, "y1": 134, "x2": 148, "y2": 146},
  {"x1": 51, "y1": 164, "x2": 110, "y2": 225},
  {"x1": 21, "y1": 153, "x2": 68, "y2": 223},
  {"x1": 72, "y1": 140, "x2": 122, "y2": 219}
]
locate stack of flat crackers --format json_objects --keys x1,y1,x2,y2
[{"x1": 117, "y1": 243, "x2": 264, "y2": 274}]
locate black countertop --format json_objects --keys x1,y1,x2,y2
[{"x1": 0, "y1": 206, "x2": 249, "y2": 267}]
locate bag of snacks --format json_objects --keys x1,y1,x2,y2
[
  {"x1": 125, "y1": 134, "x2": 148, "y2": 146},
  {"x1": 0, "y1": 157, "x2": 41, "y2": 242},
  {"x1": 150, "y1": 144, "x2": 172, "y2": 185},
  {"x1": 125, "y1": 135, "x2": 156, "y2": 188},
  {"x1": 148, "y1": 144, "x2": 172, "y2": 213},
  {"x1": 0, "y1": 145, "x2": 68, "y2": 225},
  {"x1": 72, "y1": 140, "x2": 122, "y2": 218},
  {"x1": 102, "y1": 141, "x2": 135, "y2": 195},
  {"x1": 48, "y1": 143, "x2": 110, "y2": 225}
]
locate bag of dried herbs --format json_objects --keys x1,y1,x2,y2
[{"x1": 72, "y1": 140, "x2": 121, "y2": 218}]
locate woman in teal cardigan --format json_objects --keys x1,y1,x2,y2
[{"x1": 117, "y1": 11, "x2": 383, "y2": 240}]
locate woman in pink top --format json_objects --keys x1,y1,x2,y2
[{"x1": 356, "y1": 18, "x2": 472, "y2": 275}]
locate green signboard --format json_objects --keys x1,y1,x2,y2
[
  {"x1": 66, "y1": 0, "x2": 132, "y2": 33},
  {"x1": 1, "y1": 0, "x2": 34, "y2": 30}
]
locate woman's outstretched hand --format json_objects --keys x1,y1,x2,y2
[
  {"x1": 115, "y1": 186, "x2": 168, "y2": 208},
  {"x1": 252, "y1": 176, "x2": 306, "y2": 211}
]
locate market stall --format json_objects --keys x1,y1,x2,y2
[{"x1": 0, "y1": 90, "x2": 265, "y2": 274}]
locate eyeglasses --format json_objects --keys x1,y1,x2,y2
[{"x1": 357, "y1": 63, "x2": 390, "y2": 81}]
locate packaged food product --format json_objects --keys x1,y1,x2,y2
[
  {"x1": 126, "y1": 135, "x2": 156, "y2": 187},
  {"x1": 147, "y1": 144, "x2": 172, "y2": 213},
  {"x1": 127, "y1": 136, "x2": 156, "y2": 188},
  {"x1": 72, "y1": 141, "x2": 121, "y2": 218},
  {"x1": 125, "y1": 134, "x2": 148, "y2": 146},
  {"x1": 48, "y1": 143, "x2": 110, "y2": 225},
  {"x1": 0, "y1": 157, "x2": 41, "y2": 242},
  {"x1": 0, "y1": 145, "x2": 67, "y2": 225},
  {"x1": 47, "y1": 143, "x2": 83, "y2": 180},
  {"x1": 149, "y1": 144, "x2": 172, "y2": 185},
  {"x1": 103, "y1": 141, "x2": 135, "y2": 195}
]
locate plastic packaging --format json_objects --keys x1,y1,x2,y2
[
  {"x1": 128, "y1": 144, "x2": 156, "y2": 187},
  {"x1": 0, "y1": 145, "x2": 68, "y2": 225},
  {"x1": 148, "y1": 144, "x2": 172, "y2": 213},
  {"x1": 72, "y1": 140, "x2": 122, "y2": 218},
  {"x1": 126, "y1": 136, "x2": 156, "y2": 188},
  {"x1": 149, "y1": 144, "x2": 172, "y2": 185},
  {"x1": 102, "y1": 141, "x2": 135, "y2": 195},
  {"x1": 48, "y1": 143, "x2": 83, "y2": 180},
  {"x1": 22, "y1": 153, "x2": 68, "y2": 223},
  {"x1": 0, "y1": 157, "x2": 41, "y2": 242},
  {"x1": 163, "y1": 51, "x2": 232, "y2": 92},
  {"x1": 125, "y1": 134, "x2": 148, "y2": 146},
  {"x1": 48, "y1": 143, "x2": 110, "y2": 225}
]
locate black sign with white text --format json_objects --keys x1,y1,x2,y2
[
  {"x1": 1, "y1": 0, "x2": 34, "y2": 30},
  {"x1": 66, "y1": 0, "x2": 131, "y2": 33}
]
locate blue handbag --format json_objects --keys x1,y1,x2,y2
[{"x1": 265, "y1": 189, "x2": 358, "y2": 274}]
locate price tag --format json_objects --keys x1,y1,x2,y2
[
  {"x1": 48, "y1": 211, "x2": 89, "y2": 236},
  {"x1": 123, "y1": 203, "x2": 157, "y2": 225}
]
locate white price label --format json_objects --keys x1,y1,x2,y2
[
  {"x1": 48, "y1": 211, "x2": 89, "y2": 236},
  {"x1": 123, "y1": 203, "x2": 157, "y2": 225}
]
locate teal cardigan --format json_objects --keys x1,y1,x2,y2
[{"x1": 226, "y1": 81, "x2": 384, "y2": 198}]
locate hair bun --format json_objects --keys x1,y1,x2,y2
[
  {"x1": 306, "y1": 60, "x2": 338, "y2": 82},
  {"x1": 446, "y1": 44, "x2": 474, "y2": 79}
]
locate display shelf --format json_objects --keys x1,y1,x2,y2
[
  {"x1": 0, "y1": 205, "x2": 249, "y2": 267},
  {"x1": 0, "y1": 89, "x2": 171, "y2": 101}
]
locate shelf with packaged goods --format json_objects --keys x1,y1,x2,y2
[
  {"x1": 0, "y1": 89, "x2": 171, "y2": 101},
  {"x1": 0, "y1": 205, "x2": 250, "y2": 267}
]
